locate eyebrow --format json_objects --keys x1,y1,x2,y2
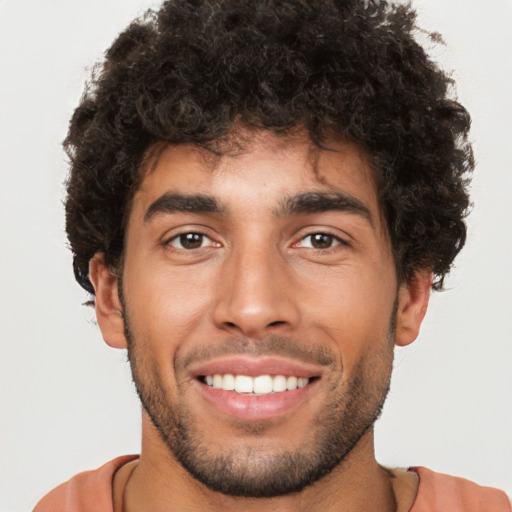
[
  {"x1": 143, "y1": 190, "x2": 372, "y2": 225},
  {"x1": 277, "y1": 192, "x2": 373, "y2": 225},
  {"x1": 144, "y1": 192, "x2": 225, "y2": 222}
]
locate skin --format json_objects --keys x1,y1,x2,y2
[{"x1": 90, "y1": 131, "x2": 430, "y2": 511}]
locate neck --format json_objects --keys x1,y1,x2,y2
[{"x1": 116, "y1": 419, "x2": 400, "y2": 512}]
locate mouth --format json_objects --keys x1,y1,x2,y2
[{"x1": 189, "y1": 357, "x2": 323, "y2": 421}]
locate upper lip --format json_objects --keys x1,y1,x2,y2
[{"x1": 188, "y1": 356, "x2": 323, "y2": 379}]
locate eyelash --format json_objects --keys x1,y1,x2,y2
[
  {"x1": 294, "y1": 232, "x2": 346, "y2": 251},
  {"x1": 165, "y1": 231, "x2": 348, "y2": 252},
  {"x1": 166, "y1": 232, "x2": 218, "y2": 250}
]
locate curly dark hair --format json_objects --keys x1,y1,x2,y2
[{"x1": 65, "y1": 0, "x2": 473, "y2": 294}]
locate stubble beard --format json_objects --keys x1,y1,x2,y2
[{"x1": 123, "y1": 312, "x2": 395, "y2": 498}]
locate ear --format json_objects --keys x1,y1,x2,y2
[
  {"x1": 88, "y1": 253, "x2": 127, "y2": 349},
  {"x1": 395, "y1": 270, "x2": 432, "y2": 347}
]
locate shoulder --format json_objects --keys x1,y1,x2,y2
[
  {"x1": 33, "y1": 455, "x2": 139, "y2": 512},
  {"x1": 410, "y1": 466, "x2": 511, "y2": 512}
]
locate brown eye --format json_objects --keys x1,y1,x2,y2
[
  {"x1": 168, "y1": 232, "x2": 210, "y2": 249},
  {"x1": 310, "y1": 233, "x2": 335, "y2": 249},
  {"x1": 296, "y1": 233, "x2": 342, "y2": 250}
]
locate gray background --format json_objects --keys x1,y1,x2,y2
[{"x1": 1, "y1": 0, "x2": 511, "y2": 509}]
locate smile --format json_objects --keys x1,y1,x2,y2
[
  {"x1": 202, "y1": 374, "x2": 310, "y2": 394},
  {"x1": 189, "y1": 356, "x2": 323, "y2": 420}
]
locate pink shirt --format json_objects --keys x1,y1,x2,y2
[{"x1": 34, "y1": 457, "x2": 511, "y2": 512}]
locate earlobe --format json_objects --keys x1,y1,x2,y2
[
  {"x1": 395, "y1": 271, "x2": 432, "y2": 347},
  {"x1": 88, "y1": 253, "x2": 127, "y2": 349}
]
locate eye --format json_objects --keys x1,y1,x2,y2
[
  {"x1": 296, "y1": 233, "x2": 343, "y2": 250},
  {"x1": 167, "y1": 232, "x2": 216, "y2": 250}
]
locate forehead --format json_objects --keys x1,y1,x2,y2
[{"x1": 134, "y1": 132, "x2": 379, "y2": 216}]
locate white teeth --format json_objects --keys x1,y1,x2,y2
[
  {"x1": 297, "y1": 377, "x2": 308, "y2": 388},
  {"x1": 272, "y1": 375, "x2": 287, "y2": 392},
  {"x1": 223, "y1": 374, "x2": 235, "y2": 391},
  {"x1": 234, "y1": 375, "x2": 253, "y2": 393},
  {"x1": 204, "y1": 374, "x2": 311, "y2": 394},
  {"x1": 286, "y1": 376, "x2": 298, "y2": 390},
  {"x1": 212, "y1": 374, "x2": 223, "y2": 389},
  {"x1": 253, "y1": 375, "x2": 273, "y2": 394}
]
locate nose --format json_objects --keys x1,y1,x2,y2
[{"x1": 212, "y1": 244, "x2": 300, "y2": 338}]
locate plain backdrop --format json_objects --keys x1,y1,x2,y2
[{"x1": 0, "y1": 0, "x2": 511, "y2": 509}]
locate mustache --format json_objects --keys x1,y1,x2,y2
[{"x1": 177, "y1": 335, "x2": 337, "y2": 370}]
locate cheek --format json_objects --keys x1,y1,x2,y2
[
  {"x1": 123, "y1": 261, "x2": 217, "y2": 353},
  {"x1": 299, "y1": 264, "x2": 396, "y2": 363}
]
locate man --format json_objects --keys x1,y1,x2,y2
[{"x1": 34, "y1": 0, "x2": 510, "y2": 510}]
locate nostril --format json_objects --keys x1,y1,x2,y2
[{"x1": 268, "y1": 320, "x2": 285, "y2": 327}]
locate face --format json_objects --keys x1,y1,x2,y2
[{"x1": 109, "y1": 132, "x2": 410, "y2": 497}]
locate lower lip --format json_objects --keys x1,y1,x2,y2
[{"x1": 195, "y1": 380, "x2": 318, "y2": 421}]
